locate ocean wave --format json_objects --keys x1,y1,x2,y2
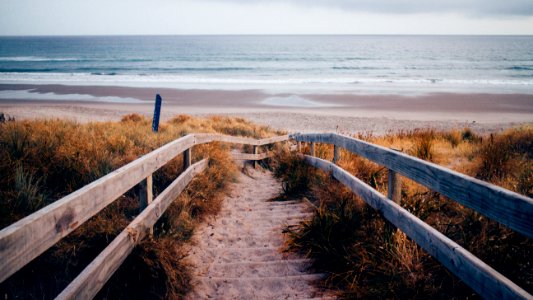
[
  {"x1": 0, "y1": 68, "x2": 60, "y2": 73},
  {"x1": 506, "y1": 66, "x2": 533, "y2": 71},
  {"x1": 90, "y1": 72, "x2": 118, "y2": 76},
  {"x1": 1, "y1": 66, "x2": 258, "y2": 74},
  {"x1": 0, "y1": 56, "x2": 78, "y2": 62},
  {"x1": 1, "y1": 72, "x2": 532, "y2": 87},
  {"x1": 332, "y1": 66, "x2": 384, "y2": 70},
  {"x1": 510, "y1": 74, "x2": 533, "y2": 78},
  {"x1": 161, "y1": 67, "x2": 256, "y2": 72},
  {"x1": 0, "y1": 56, "x2": 157, "y2": 63},
  {"x1": 342, "y1": 57, "x2": 370, "y2": 61}
]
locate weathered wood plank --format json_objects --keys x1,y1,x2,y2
[
  {"x1": 194, "y1": 133, "x2": 289, "y2": 146},
  {"x1": 139, "y1": 175, "x2": 153, "y2": 235},
  {"x1": 0, "y1": 133, "x2": 288, "y2": 283},
  {"x1": 139, "y1": 175, "x2": 153, "y2": 211},
  {"x1": 304, "y1": 155, "x2": 532, "y2": 299},
  {"x1": 231, "y1": 152, "x2": 272, "y2": 161},
  {"x1": 55, "y1": 159, "x2": 208, "y2": 300},
  {"x1": 255, "y1": 134, "x2": 290, "y2": 146},
  {"x1": 291, "y1": 133, "x2": 533, "y2": 239},
  {"x1": 333, "y1": 144, "x2": 340, "y2": 164},
  {"x1": 310, "y1": 142, "x2": 315, "y2": 157},
  {"x1": 253, "y1": 146, "x2": 259, "y2": 168},
  {"x1": 387, "y1": 170, "x2": 401, "y2": 204},
  {"x1": 183, "y1": 147, "x2": 192, "y2": 169},
  {"x1": 0, "y1": 134, "x2": 195, "y2": 283}
]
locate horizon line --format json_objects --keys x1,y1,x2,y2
[{"x1": 1, "y1": 33, "x2": 533, "y2": 37}]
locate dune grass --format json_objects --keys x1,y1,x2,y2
[
  {"x1": 276, "y1": 127, "x2": 533, "y2": 298},
  {"x1": 1, "y1": 115, "x2": 530, "y2": 298},
  {"x1": 0, "y1": 114, "x2": 281, "y2": 299}
]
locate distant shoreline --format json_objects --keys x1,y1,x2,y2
[{"x1": 1, "y1": 83, "x2": 532, "y2": 134}]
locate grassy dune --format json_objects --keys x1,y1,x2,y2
[
  {"x1": 274, "y1": 127, "x2": 532, "y2": 298},
  {"x1": 0, "y1": 114, "x2": 280, "y2": 299},
  {"x1": 1, "y1": 114, "x2": 531, "y2": 299}
]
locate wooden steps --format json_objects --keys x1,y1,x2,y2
[{"x1": 185, "y1": 167, "x2": 333, "y2": 299}]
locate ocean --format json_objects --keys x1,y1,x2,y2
[{"x1": 0, "y1": 35, "x2": 532, "y2": 94}]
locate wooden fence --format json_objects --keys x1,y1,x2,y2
[
  {"x1": 0, "y1": 133, "x2": 288, "y2": 299},
  {"x1": 291, "y1": 132, "x2": 533, "y2": 299},
  {"x1": 1, "y1": 131, "x2": 532, "y2": 299}
]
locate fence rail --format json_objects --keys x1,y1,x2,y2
[
  {"x1": 291, "y1": 133, "x2": 533, "y2": 239},
  {"x1": 304, "y1": 155, "x2": 530, "y2": 299},
  {"x1": 2, "y1": 130, "x2": 532, "y2": 299},
  {"x1": 56, "y1": 159, "x2": 208, "y2": 300},
  {"x1": 291, "y1": 132, "x2": 533, "y2": 299},
  {"x1": 0, "y1": 133, "x2": 289, "y2": 295}
]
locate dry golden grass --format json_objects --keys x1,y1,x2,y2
[
  {"x1": 278, "y1": 126, "x2": 533, "y2": 298},
  {"x1": 0, "y1": 114, "x2": 280, "y2": 299}
]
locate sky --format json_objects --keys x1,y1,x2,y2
[{"x1": 1, "y1": 0, "x2": 533, "y2": 35}]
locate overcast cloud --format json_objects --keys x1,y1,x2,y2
[
  {"x1": 210, "y1": 0, "x2": 533, "y2": 16},
  {"x1": 1, "y1": 0, "x2": 532, "y2": 35}
]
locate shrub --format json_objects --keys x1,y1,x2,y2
[
  {"x1": 409, "y1": 129, "x2": 435, "y2": 161},
  {"x1": 13, "y1": 166, "x2": 46, "y2": 212},
  {"x1": 0, "y1": 115, "x2": 276, "y2": 299},
  {"x1": 475, "y1": 128, "x2": 533, "y2": 181},
  {"x1": 271, "y1": 149, "x2": 311, "y2": 196},
  {"x1": 171, "y1": 114, "x2": 192, "y2": 124},
  {"x1": 444, "y1": 130, "x2": 461, "y2": 148},
  {"x1": 276, "y1": 127, "x2": 533, "y2": 298},
  {"x1": 121, "y1": 113, "x2": 145, "y2": 123},
  {"x1": 283, "y1": 173, "x2": 466, "y2": 298}
]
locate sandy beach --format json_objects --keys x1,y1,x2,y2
[{"x1": 1, "y1": 84, "x2": 532, "y2": 134}]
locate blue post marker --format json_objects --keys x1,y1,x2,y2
[{"x1": 152, "y1": 94, "x2": 162, "y2": 132}]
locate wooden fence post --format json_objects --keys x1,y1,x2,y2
[
  {"x1": 183, "y1": 147, "x2": 192, "y2": 170},
  {"x1": 152, "y1": 94, "x2": 162, "y2": 133},
  {"x1": 310, "y1": 142, "x2": 315, "y2": 157},
  {"x1": 253, "y1": 145, "x2": 258, "y2": 168},
  {"x1": 387, "y1": 147, "x2": 402, "y2": 204},
  {"x1": 139, "y1": 175, "x2": 154, "y2": 234},
  {"x1": 387, "y1": 170, "x2": 401, "y2": 204},
  {"x1": 333, "y1": 145, "x2": 340, "y2": 164}
]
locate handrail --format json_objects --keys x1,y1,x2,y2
[
  {"x1": 4, "y1": 129, "x2": 531, "y2": 299},
  {"x1": 0, "y1": 133, "x2": 289, "y2": 283},
  {"x1": 232, "y1": 151, "x2": 273, "y2": 161},
  {"x1": 303, "y1": 155, "x2": 531, "y2": 299},
  {"x1": 56, "y1": 159, "x2": 208, "y2": 300},
  {"x1": 290, "y1": 132, "x2": 533, "y2": 239}
]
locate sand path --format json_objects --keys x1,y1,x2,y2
[{"x1": 185, "y1": 167, "x2": 332, "y2": 299}]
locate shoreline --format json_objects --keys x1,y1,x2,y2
[{"x1": 1, "y1": 83, "x2": 532, "y2": 134}]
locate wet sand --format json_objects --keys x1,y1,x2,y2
[{"x1": 0, "y1": 84, "x2": 532, "y2": 134}]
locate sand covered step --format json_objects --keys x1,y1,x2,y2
[
  {"x1": 206, "y1": 259, "x2": 313, "y2": 278},
  {"x1": 190, "y1": 246, "x2": 288, "y2": 264},
  {"x1": 185, "y1": 167, "x2": 333, "y2": 299},
  {"x1": 223, "y1": 198, "x2": 305, "y2": 206},
  {"x1": 200, "y1": 224, "x2": 285, "y2": 238},
  {"x1": 217, "y1": 205, "x2": 310, "y2": 215},
  {"x1": 199, "y1": 220, "x2": 304, "y2": 234},
  {"x1": 215, "y1": 211, "x2": 313, "y2": 220},
  {"x1": 195, "y1": 236, "x2": 284, "y2": 249},
  {"x1": 192, "y1": 274, "x2": 328, "y2": 299},
  {"x1": 213, "y1": 213, "x2": 314, "y2": 223}
]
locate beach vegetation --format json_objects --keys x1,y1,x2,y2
[
  {"x1": 0, "y1": 114, "x2": 280, "y2": 299},
  {"x1": 276, "y1": 126, "x2": 533, "y2": 298}
]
